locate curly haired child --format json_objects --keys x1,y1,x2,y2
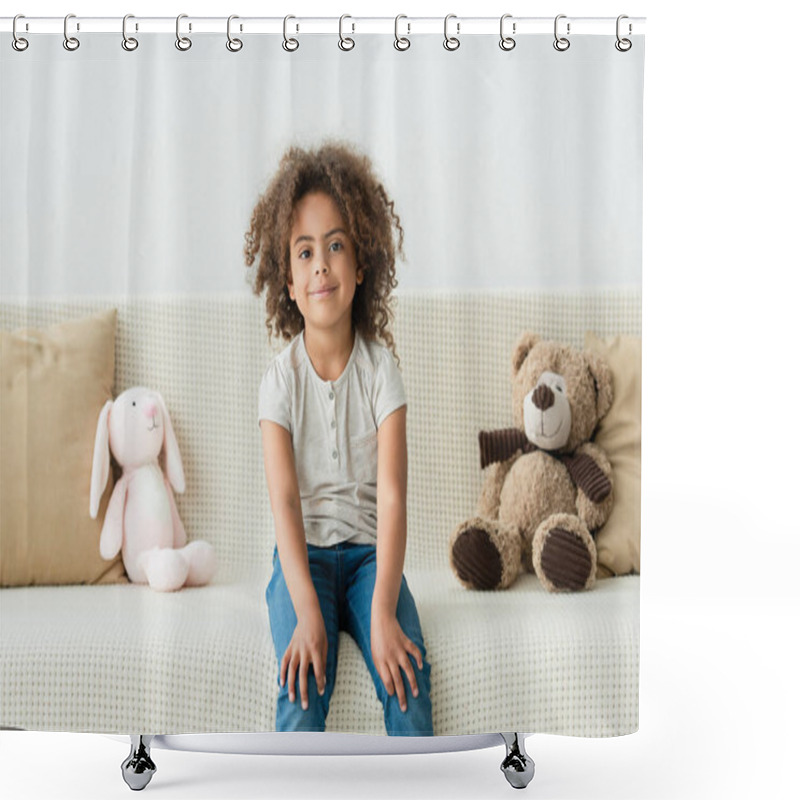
[{"x1": 245, "y1": 141, "x2": 433, "y2": 736}]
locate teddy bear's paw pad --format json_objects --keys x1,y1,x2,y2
[
  {"x1": 539, "y1": 527, "x2": 593, "y2": 591},
  {"x1": 452, "y1": 526, "x2": 503, "y2": 590}
]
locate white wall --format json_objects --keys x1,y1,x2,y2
[
  {"x1": 1, "y1": 24, "x2": 642, "y2": 296},
  {"x1": 2, "y1": 1, "x2": 799, "y2": 799}
]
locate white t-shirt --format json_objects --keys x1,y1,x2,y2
[{"x1": 258, "y1": 330, "x2": 406, "y2": 547}]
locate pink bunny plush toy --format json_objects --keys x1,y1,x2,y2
[{"x1": 89, "y1": 387, "x2": 216, "y2": 592}]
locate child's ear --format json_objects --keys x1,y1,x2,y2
[
  {"x1": 287, "y1": 278, "x2": 295, "y2": 301},
  {"x1": 356, "y1": 267, "x2": 365, "y2": 285}
]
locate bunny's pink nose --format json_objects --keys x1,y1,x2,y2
[{"x1": 143, "y1": 402, "x2": 158, "y2": 418}]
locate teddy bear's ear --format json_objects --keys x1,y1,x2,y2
[
  {"x1": 511, "y1": 332, "x2": 540, "y2": 377},
  {"x1": 587, "y1": 354, "x2": 614, "y2": 420}
]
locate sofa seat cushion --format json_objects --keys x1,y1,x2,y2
[{"x1": 0, "y1": 573, "x2": 638, "y2": 736}]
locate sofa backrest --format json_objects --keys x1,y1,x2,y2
[{"x1": 2, "y1": 291, "x2": 640, "y2": 581}]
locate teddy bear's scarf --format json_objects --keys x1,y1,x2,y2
[{"x1": 478, "y1": 428, "x2": 612, "y2": 505}]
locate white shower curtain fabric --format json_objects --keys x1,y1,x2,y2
[{"x1": 0, "y1": 29, "x2": 643, "y2": 737}]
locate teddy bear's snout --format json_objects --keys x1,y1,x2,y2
[{"x1": 532, "y1": 384, "x2": 555, "y2": 411}]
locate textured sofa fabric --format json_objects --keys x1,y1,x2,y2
[
  {"x1": 0, "y1": 293, "x2": 640, "y2": 735},
  {"x1": 0, "y1": 574, "x2": 638, "y2": 735}
]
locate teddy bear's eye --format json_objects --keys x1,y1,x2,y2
[
  {"x1": 132, "y1": 401, "x2": 136, "y2": 407},
  {"x1": 556, "y1": 385, "x2": 563, "y2": 393}
]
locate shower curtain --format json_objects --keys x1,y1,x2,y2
[{"x1": 0, "y1": 17, "x2": 643, "y2": 739}]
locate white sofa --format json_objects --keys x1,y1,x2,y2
[{"x1": 0, "y1": 292, "x2": 639, "y2": 738}]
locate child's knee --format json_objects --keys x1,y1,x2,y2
[
  {"x1": 275, "y1": 675, "x2": 329, "y2": 732},
  {"x1": 385, "y1": 692, "x2": 434, "y2": 736},
  {"x1": 383, "y1": 661, "x2": 433, "y2": 736}
]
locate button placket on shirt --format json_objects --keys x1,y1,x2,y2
[{"x1": 328, "y1": 383, "x2": 338, "y2": 462}]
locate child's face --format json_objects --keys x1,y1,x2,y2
[{"x1": 287, "y1": 191, "x2": 363, "y2": 338}]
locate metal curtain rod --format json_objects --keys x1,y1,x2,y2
[{"x1": 1, "y1": 15, "x2": 646, "y2": 36}]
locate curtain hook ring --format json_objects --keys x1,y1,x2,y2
[
  {"x1": 227, "y1": 15, "x2": 243, "y2": 52},
  {"x1": 122, "y1": 14, "x2": 139, "y2": 51},
  {"x1": 63, "y1": 13, "x2": 80, "y2": 51},
  {"x1": 499, "y1": 13, "x2": 516, "y2": 51},
  {"x1": 553, "y1": 14, "x2": 570, "y2": 52},
  {"x1": 615, "y1": 14, "x2": 632, "y2": 52},
  {"x1": 283, "y1": 15, "x2": 299, "y2": 51},
  {"x1": 443, "y1": 13, "x2": 460, "y2": 51},
  {"x1": 12, "y1": 14, "x2": 29, "y2": 52},
  {"x1": 175, "y1": 14, "x2": 192, "y2": 51},
  {"x1": 394, "y1": 14, "x2": 410, "y2": 51},
  {"x1": 339, "y1": 14, "x2": 355, "y2": 51}
]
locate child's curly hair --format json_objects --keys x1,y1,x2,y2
[{"x1": 245, "y1": 141, "x2": 404, "y2": 358}]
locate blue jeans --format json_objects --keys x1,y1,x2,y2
[{"x1": 266, "y1": 541, "x2": 433, "y2": 736}]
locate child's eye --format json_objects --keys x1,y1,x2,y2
[
  {"x1": 298, "y1": 248, "x2": 311, "y2": 260},
  {"x1": 330, "y1": 241, "x2": 343, "y2": 252}
]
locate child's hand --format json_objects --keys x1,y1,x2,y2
[
  {"x1": 370, "y1": 610, "x2": 423, "y2": 713},
  {"x1": 281, "y1": 609, "x2": 328, "y2": 710}
]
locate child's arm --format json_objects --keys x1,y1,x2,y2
[
  {"x1": 370, "y1": 406, "x2": 424, "y2": 713},
  {"x1": 261, "y1": 420, "x2": 327, "y2": 709}
]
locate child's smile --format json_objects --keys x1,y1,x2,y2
[{"x1": 308, "y1": 284, "x2": 337, "y2": 300}]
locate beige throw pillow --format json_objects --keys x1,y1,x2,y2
[
  {"x1": 585, "y1": 332, "x2": 641, "y2": 578},
  {"x1": 0, "y1": 308, "x2": 127, "y2": 586}
]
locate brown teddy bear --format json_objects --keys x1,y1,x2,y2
[{"x1": 449, "y1": 333, "x2": 614, "y2": 592}]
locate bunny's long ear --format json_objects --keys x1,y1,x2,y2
[
  {"x1": 89, "y1": 400, "x2": 113, "y2": 518},
  {"x1": 155, "y1": 390, "x2": 185, "y2": 494}
]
